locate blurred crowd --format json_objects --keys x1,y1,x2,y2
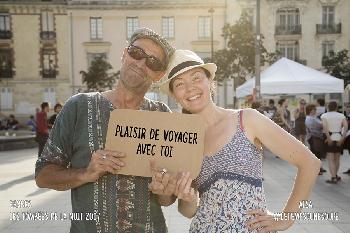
[
  {"x1": 252, "y1": 98, "x2": 350, "y2": 184},
  {"x1": 0, "y1": 103, "x2": 62, "y2": 132}
]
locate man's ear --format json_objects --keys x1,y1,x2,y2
[{"x1": 121, "y1": 47, "x2": 127, "y2": 63}]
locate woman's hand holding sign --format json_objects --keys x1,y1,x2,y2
[
  {"x1": 148, "y1": 160, "x2": 199, "y2": 216},
  {"x1": 176, "y1": 172, "x2": 199, "y2": 218},
  {"x1": 175, "y1": 172, "x2": 198, "y2": 203},
  {"x1": 148, "y1": 160, "x2": 177, "y2": 206}
]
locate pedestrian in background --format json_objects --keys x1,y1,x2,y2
[
  {"x1": 316, "y1": 98, "x2": 326, "y2": 118},
  {"x1": 251, "y1": 101, "x2": 264, "y2": 114},
  {"x1": 274, "y1": 98, "x2": 291, "y2": 133},
  {"x1": 48, "y1": 103, "x2": 62, "y2": 128},
  {"x1": 7, "y1": 114, "x2": 19, "y2": 130},
  {"x1": 342, "y1": 103, "x2": 350, "y2": 175},
  {"x1": 321, "y1": 101, "x2": 348, "y2": 184},
  {"x1": 294, "y1": 99, "x2": 307, "y2": 144},
  {"x1": 36, "y1": 102, "x2": 49, "y2": 157},
  {"x1": 305, "y1": 104, "x2": 326, "y2": 175},
  {"x1": 264, "y1": 99, "x2": 277, "y2": 119},
  {"x1": 26, "y1": 115, "x2": 37, "y2": 132}
]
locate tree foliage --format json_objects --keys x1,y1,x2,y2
[
  {"x1": 322, "y1": 49, "x2": 350, "y2": 87},
  {"x1": 211, "y1": 13, "x2": 278, "y2": 87},
  {"x1": 80, "y1": 56, "x2": 119, "y2": 92}
]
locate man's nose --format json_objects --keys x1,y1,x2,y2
[{"x1": 135, "y1": 57, "x2": 147, "y2": 69}]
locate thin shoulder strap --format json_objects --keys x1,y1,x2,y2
[{"x1": 238, "y1": 109, "x2": 244, "y2": 131}]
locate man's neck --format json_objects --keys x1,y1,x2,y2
[{"x1": 111, "y1": 82, "x2": 147, "y2": 109}]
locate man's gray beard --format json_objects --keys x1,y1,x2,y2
[{"x1": 120, "y1": 73, "x2": 152, "y2": 95}]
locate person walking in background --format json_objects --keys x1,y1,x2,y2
[
  {"x1": 305, "y1": 104, "x2": 327, "y2": 175},
  {"x1": 321, "y1": 101, "x2": 348, "y2": 184},
  {"x1": 316, "y1": 98, "x2": 326, "y2": 118},
  {"x1": 36, "y1": 102, "x2": 49, "y2": 157},
  {"x1": 48, "y1": 103, "x2": 62, "y2": 128},
  {"x1": 294, "y1": 99, "x2": 307, "y2": 144},
  {"x1": 264, "y1": 99, "x2": 277, "y2": 119},
  {"x1": 274, "y1": 98, "x2": 291, "y2": 133},
  {"x1": 251, "y1": 101, "x2": 264, "y2": 114},
  {"x1": 342, "y1": 103, "x2": 350, "y2": 175}
]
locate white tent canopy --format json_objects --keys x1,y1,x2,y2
[{"x1": 236, "y1": 57, "x2": 344, "y2": 98}]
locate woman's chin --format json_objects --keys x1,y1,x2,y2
[{"x1": 183, "y1": 105, "x2": 204, "y2": 114}]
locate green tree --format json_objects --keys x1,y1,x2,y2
[
  {"x1": 80, "y1": 56, "x2": 120, "y2": 92},
  {"x1": 211, "y1": 13, "x2": 278, "y2": 88},
  {"x1": 322, "y1": 49, "x2": 350, "y2": 87}
]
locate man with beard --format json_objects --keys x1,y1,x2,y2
[{"x1": 35, "y1": 28, "x2": 175, "y2": 233}]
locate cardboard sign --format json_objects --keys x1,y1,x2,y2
[{"x1": 105, "y1": 109, "x2": 205, "y2": 179}]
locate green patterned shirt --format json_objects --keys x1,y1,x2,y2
[{"x1": 35, "y1": 92, "x2": 170, "y2": 233}]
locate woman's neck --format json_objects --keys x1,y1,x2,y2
[{"x1": 196, "y1": 102, "x2": 225, "y2": 129}]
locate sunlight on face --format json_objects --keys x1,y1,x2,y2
[
  {"x1": 172, "y1": 69, "x2": 207, "y2": 92},
  {"x1": 170, "y1": 67, "x2": 212, "y2": 113}
]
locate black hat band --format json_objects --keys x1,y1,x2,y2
[{"x1": 168, "y1": 61, "x2": 202, "y2": 80}]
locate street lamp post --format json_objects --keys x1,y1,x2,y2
[
  {"x1": 255, "y1": 0, "x2": 261, "y2": 100},
  {"x1": 208, "y1": 7, "x2": 215, "y2": 62}
]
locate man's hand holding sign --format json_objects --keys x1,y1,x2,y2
[{"x1": 85, "y1": 150, "x2": 126, "y2": 182}]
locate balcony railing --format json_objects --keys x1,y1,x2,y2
[
  {"x1": 0, "y1": 68, "x2": 13, "y2": 78},
  {"x1": 316, "y1": 23, "x2": 341, "y2": 34},
  {"x1": 275, "y1": 25, "x2": 301, "y2": 35},
  {"x1": 40, "y1": 31, "x2": 56, "y2": 40},
  {"x1": 42, "y1": 69, "x2": 57, "y2": 78},
  {"x1": 0, "y1": 30, "x2": 12, "y2": 40}
]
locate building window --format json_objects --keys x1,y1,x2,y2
[
  {"x1": 0, "y1": 49, "x2": 13, "y2": 78},
  {"x1": 0, "y1": 13, "x2": 11, "y2": 39},
  {"x1": 42, "y1": 49, "x2": 57, "y2": 78},
  {"x1": 41, "y1": 11, "x2": 54, "y2": 32},
  {"x1": 0, "y1": 13, "x2": 10, "y2": 31},
  {"x1": 162, "y1": 17, "x2": 174, "y2": 39},
  {"x1": 0, "y1": 87, "x2": 12, "y2": 110},
  {"x1": 322, "y1": 41, "x2": 335, "y2": 58},
  {"x1": 126, "y1": 17, "x2": 139, "y2": 39},
  {"x1": 277, "y1": 8, "x2": 300, "y2": 28},
  {"x1": 198, "y1": 16, "x2": 210, "y2": 39},
  {"x1": 40, "y1": 11, "x2": 55, "y2": 40},
  {"x1": 43, "y1": 87, "x2": 56, "y2": 107},
  {"x1": 87, "y1": 53, "x2": 107, "y2": 68},
  {"x1": 195, "y1": 51, "x2": 211, "y2": 60},
  {"x1": 276, "y1": 8, "x2": 300, "y2": 35},
  {"x1": 322, "y1": 6, "x2": 334, "y2": 25},
  {"x1": 90, "y1": 17, "x2": 103, "y2": 40},
  {"x1": 277, "y1": 42, "x2": 299, "y2": 61}
]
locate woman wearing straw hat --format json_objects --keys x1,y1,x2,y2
[{"x1": 151, "y1": 50, "x2": 321, "y2": 232}]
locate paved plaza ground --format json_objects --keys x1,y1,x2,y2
[{"x1": 0, "y1": 148, "x2": 350, "y2": 233}]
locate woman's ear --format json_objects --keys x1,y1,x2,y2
[{"x1": 209, "y1": 80, "x2": 216, "y2": 96}]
